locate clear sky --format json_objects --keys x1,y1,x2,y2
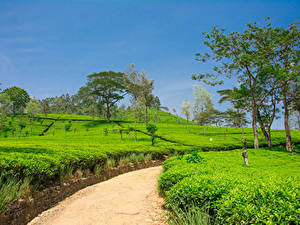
[{"x1": 0, "y1": 0, "x2": 299, "y2": 128}]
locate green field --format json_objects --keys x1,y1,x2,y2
[{"x1": 0, "y1": 110, "x2": 299, "y2": 223}]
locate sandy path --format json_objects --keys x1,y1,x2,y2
[{"x1": 28, "y1": 166, "x2": 165, "y2": 225}]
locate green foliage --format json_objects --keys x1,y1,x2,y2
[
  {"x1": 147, "y1": 123, "x2": 158, "y2": 145},
  {"x1": 160, "y1": 147, "x2": 300, "y2": 224},
  {"x1": 103, "y1": 128, "x2": 108, "y2": 136},
  {"x1": 2, "y1": 86, "x2": 30, "y2": 114},
  {"x1": 18, "y1": 121, "x2": 26, "y2": 130},
  {"x1": 167, "y1": 201, "x2": 210, "y2": 225},
  {"x1": 64, "y1": 123, "x2": 72, "y2": 132},
  {"x1": 186, "y1": 149, "x2": 204, "y2": 164},
  {"x1": 146, "y1": 123, "x2": 158, "y2": 134},
  {"x1": 0, "y1": 175, "x2": 32, "y2": 212}
]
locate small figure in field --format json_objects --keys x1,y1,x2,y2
[{"x1": 241, "y1": 137, "x2": 249, "y2": 166}]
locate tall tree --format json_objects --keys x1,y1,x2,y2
[
  {"x1": 2, "y1": 86, "x2": 30, "y2": 115},
  {"x1": 181, "y1": 100, "x2": 193, "y2": 129},
  {"x1": 124, "y1": 64, "x2": 143, "y2": 142},
  {"x1": 0, "y1": 92, "x2": 12, "y2": 128},
  {"x1": 140, "y1": 73, "x2": 154, "y2": 126},
  {"x1": 193, "y1": 84, "x2": 214, "y2": 115},
  {"x1": 263, "y1": 21, "x2": 299, "y2": 152},
  {"x1": 192, "y1": 19, "x2": 289, "y2": 149},
  {"x1": 40, "y1": 98, "x2": 51, "y2": 117},
  {"x1": 26, "y1": 98, "x2": 41, "y2": 136},
  {"x1": 86, "y1": 71, "x2": 126, "y2": 122}
]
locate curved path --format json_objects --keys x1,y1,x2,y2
[{"x1": 29, "y1": 166, "x2": 165, "y2": 225}]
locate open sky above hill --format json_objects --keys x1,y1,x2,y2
[{"x1": 0, "y1": 0, "x2": 299, "y2": 128}]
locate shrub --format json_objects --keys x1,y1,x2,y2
[
  {"x1": 186, "y1": 149, "x2": 205, "y2": 164},
  {"x1": 64, "y1": 123, "x2": 72, "y2": 132},
  {"x1": 160, "y1": 147, "x2": 300, "y2": 224},
  {"x1": 158, "y1": 163, "x2": 204, "y2": 195},
  {"x1": 215, "y1": 177, "x2": 300, "y2": 224}
]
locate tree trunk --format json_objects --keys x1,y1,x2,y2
[
  {"x1": 186, "y1": 117, "x2": 188, "y2": 129},
  {"x1": 257, "y1": 111, "x2": 272, "y2": 148},
  {"x1": 106, "y1": 103, "x2": 111, "y2": 122},
  {"x1": 30, "y1": 119, "x2": 33, "y2": 136},
  {"x1": 134, "y1": 100, "x2": 137, "y2": 142},
  {"x1": 282, "y1": 93, "x2": 292, "y2": 153},
  {"x1": 297, "y1": 111, "x2": 300, "y2": 130},
  {"x1": 145, "y1": 106, "x2": 148, "y2": 127},
  {"x1": 251, "y1": 96, "x2": 259, "y2": 149}
]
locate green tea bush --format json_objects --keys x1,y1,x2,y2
[
  {"x1": 160, "y1": 147, "x2": 300, "y2": 224},
  {"x1": 158, "y1": 163, "x2": 203, "y2": 195},
  {"x1": 215, "y1": 177, "x2": 300, "y2": 224}
]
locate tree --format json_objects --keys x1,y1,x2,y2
[
  {"x1": 40, "y1": 98, "x2": 51, "y2": 117},
  {"x1": 124, "y1": 64, "x2": 143, "y2": 142},
  {"x1": 181, "y1": 100, "x2": 193, "y2": 128},
  {"x1": 217, "y1": 87, "x2": 248, "y2": 128},
  {"x1": 140, "y1": 73, "x2": 154, "y2": 126},
  {"x1": 0, "y1": 93, "x2": 12, "y2": 128},
  {"x1": 192, "y1": 19, "x2": 292, "y2": 149},
  {"x1": 290, "y1": 82, "x2": 300, "y2": 130},
  {"x1": 151, "y1": 96, "x2": 161, "y2": 110},
  {"x1": 193, "y1": 84, "x2": 214, "y2": 116},
  {"x1": 86, "y1": 71, "x2": 126, "y2": 122},
  {"x1": 18, "y1": 120, "x2": 26, "y2": 139},
  {"x1": 262, "y1": 22, "x2": 299, "y2": 153},
  {"x1": 26, "y1": 98, "x2": 41, "y2": 136},
  {"x1": 3, "y1": 86, "x2": 30, "y2": 115},
  {"x1": 146, "y1": 124, "x2": 158, "y2": 146}
]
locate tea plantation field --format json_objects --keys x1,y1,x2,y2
[
  {"x1": 159, "y1": 146, "x2": 300, "y2": 224},
  {"x1": 0, "y1": 110, "x2": 299, "y2": 223}
]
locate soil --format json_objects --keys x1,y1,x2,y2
[{"x1": 28, "y1": 166, "x2": 166, "y2": 225}]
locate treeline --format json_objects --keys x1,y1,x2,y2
[
  {"x1": 192, "y1": 18, "x2": 299, "y2": 152},
  {"x1": 0, "y1": 65, "x2": 162, "y2": 136}
]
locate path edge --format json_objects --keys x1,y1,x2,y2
[{"x1": 0, "y1": 160, "x2": 163, "y2": 225}]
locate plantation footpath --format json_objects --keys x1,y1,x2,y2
[{"x1": 29, "y1": 166, "x2": 165, "y2": 225}]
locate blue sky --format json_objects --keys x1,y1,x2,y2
[{"x1": 0, "y1": 0, "x2": 299, "y2": 128}]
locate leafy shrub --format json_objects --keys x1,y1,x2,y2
[
  {"x1": 158, "y1": 163, "x2": 203, "y2": 195},
  {"x1": 165, "y1": 175, "x2": 236, "y2": 210},
  {"x1": 103, "y1": 128, "x2": 108, "y2": 136},
  {"x1": 160, "y1": 147, "x2": 300, "y2": 224},
  {"x1": 147, "y1": 124, "x2": 158, "y2": 146},
  {"x1": 186, "y1": 149, "x2": 205, "y2": 164},
  {"x1": 215, "y1": 177, "x2": 300, "y2": 224},
  {"x1": 64, "y1": 123, "x2": 72, "y2": 132}
]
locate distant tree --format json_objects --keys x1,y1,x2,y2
[
  {"x1": 40, "y1": 98, "x2": 51, "y2": 117},
  {"x1": 181, "y1": 100, "x2": 193, "y2": 128},
  {"x1": 26, "y1": 98, "x2": 41, "y2": 136},
  {"x1": 140, "y1": 73, "x2": 154, "y2": 126},
  {"x1": 86, "y1": 71, "x2": 126, "y2": 122},
  {"x1": 18, "y1": 120, "x2": 26, "y2": 139},
  {"x1": 151, "y1": 96, "x2": 161, "y2": 110},
  {"x1": 217, "y1": 86, "x2": 249, "y2": 128},
  {"x1": 223, "y1": 108, "x2": 248, "y2": 128},
  {"x1": 193, "y1": 84, "x2": 214, "y2": 116},
  {"x1": 3, "y1": 86, "x2": 30, "y2": 115},
  {"x1": 0, "y1": 93, "x2": 12, "y2": 128},
  {"x1": 124, "y1": 64, "x2": 143, "y2": 142}
]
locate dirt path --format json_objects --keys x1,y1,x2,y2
[{"x1": 29, "y1": 166, "x2": 166, "y2": 225}]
